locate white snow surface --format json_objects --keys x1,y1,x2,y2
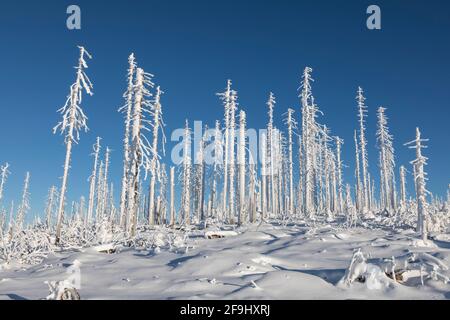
[{"x1": 1, "y1": 222, "x2": 450, "y2": 300}]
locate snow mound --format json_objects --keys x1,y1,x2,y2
[
  {"x1": 339, "y1": 249, "x2": 393, "y2": 290},
  {"x1": 227, "y1": 270, "x2": 342, "y2": 300}
]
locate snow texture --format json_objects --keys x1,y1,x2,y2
[{"x1": 1, "y1": 222, "x2": 450, "y2": 300}]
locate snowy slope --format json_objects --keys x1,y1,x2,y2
[{"x1": 1, "y1": 222, "x2": 449, "y2": 300}]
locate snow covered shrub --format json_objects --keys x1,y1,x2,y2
[
  {"x1": 341, "y1": 249, "x2": 449, "y2": 289},
  {"x1": 58, "y1": 218, "x2": 97, "y2": 249},
  {"x1": 0, "y1": 225, "x2": 54, "y2": 265},
  {"x1": 427, "y1": 206, "x2": 450, "y2": 233},
  {"x1": 341, "y1": 249, "x2": 368, "y2": 285},
  {"x1": 57, "y1": 217, "x2": 125, "y2": 250},
  {"x1": 382, "y1": 252, "x2": 449, "y2": 285},
  {"x1": 125, "y1": 227, "x2": 189, "y2": 252}
]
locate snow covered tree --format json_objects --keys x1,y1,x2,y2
[
  {"x1": 210, "y1": 120, "x2": 223, "y2": 220},
  {"x1": 238, "y1": 110, "x2": 246, "y2": 225},
  {"x1": 96, "y1": 161, "x2": 105, "y2": 220},
  {"x1": 261, "y1": 132, "x2": 268, "y2": 219},
  {"x1": 227, "y1": 89, "x2": 238, "y2": 223},
  {"x1": 335, "y1": 137, "x2": 344, "y2": 213},
  {"x1": 106, "y1": 185, "x2": 115, "y2": 225},
  {"x1": 300, "y1": 67, "x2": 316, "y2": 218},
  {"x1": 267, "y1": 93, "x2": 278, "y2": 217},
  {"x1": 248, "y1": 159, "x2": 257, "y2": 223},
  {"x1": 169, "y1": 166, "x2": 175, "y2": 226},
  {"x1": 274, "y1": 129, "x2": 285, "y2": 217},
  {"x1": 181, "y1": 120, "x2": 192, "y2": 226},
  {"x1": 79, "y1": 195, "x2": 86, "y2": 221},
  {"x1": 119, "y1": 53, "x2": 137, "y2": 229},
  {"x1": 53, "y1": 46, "x2": 93, "y2": 244},
  {"x1": 356, "y1": 87, "x2": 370, "y2": 213},
  {"x1": 0, "y1": 163, "x2": 10, "y2": 208},
  {"x1": 446, "y1": 184, "x2": 450, "y2": 213},
  {"x1": 194, "y1": 127, "x2": 207, "y2": 223},
  {"x1": 45, "y1": 186, "x2": 58, "y2": 230},
  {"x1": 101, "y1": 147, "x2": 111, "y2": 219},
  {"x1": 127, "y1": 67, "x2": 154, "y2": 236},
  {"x1": 376, "y1": 107, "x2": 396, "y2": 213},
  {"x1": 156, "y1": 164, "x2": 168, "y2": 225},
  {"x1": 87, "y1": 137, "x2": 101, "y2": 225},
  {"x1": 148, "y1": 86, "x2": 166, "y2": 226},
  {"x1": 345, "y1": 184, "x2": 356, "y2": 227},
  {"x1": 217, "y1": 80, "x2": 232, "y2": 219},
  {"x1": 330, "y1": 151, "x2": 337, "y2": 215},
  {"x1": 405, "y1": 127, "x2": 430, "y2": 241},
  {"x1": 16, "y1": 172, "x2": 31, "y2": 231},
  {"x1": 353, "y1": 131, "x2": 363, "y2": 213},
  {"x1": 284, "y1": 109, "x2": 297, "y2": 216},
  {"x1": 320, "y1": 126, "x2": 333, "y2": 219},
  {"x1": 297, "y1": 136, "x2": 304, "y2": 216},
  {"x1": 399, "y1": 165, "x2": 407, "y2": 211}
]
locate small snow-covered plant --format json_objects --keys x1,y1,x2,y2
[
  {"x1": 59, "y1": 217, "x2": 96, "y2": 249},
  {"x1": 379, "y1": 252, "x2": 449, "y2": 285},
  {"x1": 97, "y1": 214, "x2": 113, "y2": 244},
  {"x1": 342, "y1": 249, "x2": 367, "y2": 285},
  {"x1": 344, "y1": 184, "x2": 357, "y2": 228},
  {"x1": 125, "y1": 226, "x2": 189, "y2": 252},
  {"x1": 427, "y1": 206, "x2": 450, "y2": 233},
  {"x1": 46, "y1": 281, "x2": 80, "y2": 300},
  {"x1": 341, "y1": 249, "x2": 392, "y2": 290}
]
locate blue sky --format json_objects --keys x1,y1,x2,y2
[{"x1": 0, "y1": 0, "x2": 449, "y2": 217}]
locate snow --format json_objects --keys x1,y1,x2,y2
[{"x1": 1, "y1": 222, "x2": 450, "y2": 300}]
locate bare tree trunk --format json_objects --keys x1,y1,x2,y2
[
  {"x1": 148, "y1": 87, "x2": 163, "y2": 226},
  {"x1": 56, "y1": 138, "x2": 72, "y2": 243},
  {"x1": 399, "y1": 166, "x2": 407, "y2": 210},
  {"x1": 87, "y1": 138, "x2": 101, "y2": 226}
]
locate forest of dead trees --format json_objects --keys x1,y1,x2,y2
[{"x1": 0, "y1": 46, "x2": 449, "y2": 264}]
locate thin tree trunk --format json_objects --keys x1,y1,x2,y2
[{"x1": 169, "y1": 166, "x2": 175, "y2": 227}]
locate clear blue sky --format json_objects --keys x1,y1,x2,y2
[{"x1": 0, "y1": 0, "x2": 449, "y2": 217}]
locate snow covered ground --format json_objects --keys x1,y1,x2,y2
[{"x1": 1, "y1": 222, "x2": 450, "y2": 300}]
